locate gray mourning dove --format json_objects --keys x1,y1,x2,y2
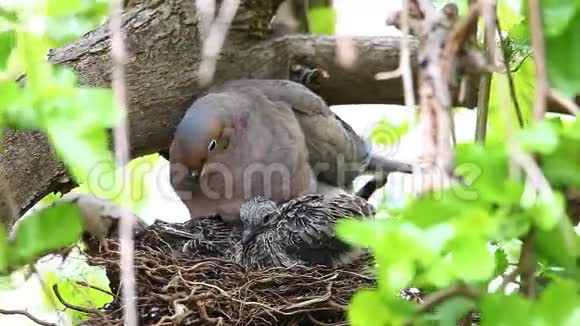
[
  {"x1": 169, "y1": 81, "x2": 317, "y2": 224},
  {"x1": 170, "y1": 79, "x2": 411, "y2": 223},
  {"x1": 235, "y1": 194, "x2": 375, "y2": 269}
]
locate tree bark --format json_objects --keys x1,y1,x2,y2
[{"x1": 0, "y1": 0, "x2": 573, "y2": 225}]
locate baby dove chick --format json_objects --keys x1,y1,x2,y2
[{"x1": 236, "y1": 194, "x2": 375, "y2": 269}]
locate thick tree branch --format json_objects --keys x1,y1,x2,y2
[{"x1": 0, "y1": 0, "x2": 573, "y2": 225}]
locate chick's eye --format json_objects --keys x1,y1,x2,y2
[
  {"x1": 208, "y1": 139, "x2": 217, "y2": 151},
  {"x1": 263, "y1": 213, "x2": 273, "y2": 224}
]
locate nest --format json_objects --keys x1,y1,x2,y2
[{"x1": 81, "y1": 224, "x2": 376, "y2": 325}]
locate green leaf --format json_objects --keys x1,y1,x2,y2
[
  {"x1": 431, "y1": 297, "x2": 475, "y2": 326},
  {"x1": 480, "y1": 293, "x2": 533, "y2": 325},
  {"x1": 47, "y1": 0, "x2": 82, "y2": 16},
  {"x1": 348, "y1": 289, "x2": 416, "y2": 326},
  {"x1": 488, "y1": 57, "x2": 534, "y2": 137},
  {"x1": 0, "y1": 226, "x2": 8, "y2": 274},
  {"x1": 497, "y1": 0, "x2": 524, "y2": 32},
  {"x1": 448, "y1": 236, "x2": 495, "y2": 282},
  {"x1": 535, "y1": 279, "x2": 580, "y2": 325},
  {"x1": 336, "y1": 218, "x2": 382, "y2": 249},
  {"x1": 308, "y1": 7, "x2": 336, "y2": 35},
  {"x1": 542, "y1": 134, "x2": 580, "y2": 189},
  {"x1": 47, "y1": 126, "x2": 115, "y2": 182},
  {"x1": 545, "y1": 9, "x2": 580, "y2": 97},
  {"x1": 517, "y1": 120, "x2": 559, "y2": 154},
  {"x1": 0, "y1": 31, "x2": 15, "y2": 70},
  {"x1": 494, "y1": 248, "x2": 509, "y2": 276},
  {"x1": 348, "y1": 289, "x2": 391, "y2": 326},
  {"x1": 527, "y1": 191, "x2": 565, "y2": 230},
  {"x1": 9, "y1": 202, "x2": 83, "y2": 267},
  {"x1": 535, "y1": 217, "x2": 579, "y2": 271},
  {"x1": 540, "y1": 0, "x2": 579, "y2": 36}
]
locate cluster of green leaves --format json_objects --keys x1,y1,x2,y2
[
  {"x1": 340, "y1": 1, "x2": 580, "y2": 325},
  {"x1": 0, "y1": 0, "x2": 150, "y2": 274},
  {"x1": 0, "y1": 202, "x2": 84, "y2": 275},
  {"x1": 339, "y1": 115, "x2": 580, "y2": 326}
]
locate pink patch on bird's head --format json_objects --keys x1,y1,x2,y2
[{"x1": 232, "y1": 111, "x2": 250, "y2": 130}]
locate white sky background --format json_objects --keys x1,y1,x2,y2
[{"x1": 0, "y1": 1, "x2": 478, "y2": 325}]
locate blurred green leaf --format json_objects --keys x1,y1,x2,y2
[
  {"x1": 540, "y1": 0, "x2": 579, "y2": 36},
  {"x1": 0, "y1": 31, "x2": 15, "y2": 69},
  {"x1": 527, "y1": 191, "x2": 565, "y2": 230},
  {"x1": 308, "y1": 7, "x2": 336, "y2": 35},
  {"x1": 545, "y1": 9, "x2": 580, "y2": 97},
  {"x1": 542, "y1": 133, "x2": 580, "y2": 189},
  {"x1": 348, "y1": 289, "x2": 416, "y2": 326},
  {"x1": 0, "y1": 227, "x2": 8, "y2": 274},
  {"x1": 348, "y1": 289, "x2": 391, "y2": 326},
  {"x1": 9, "y1": 202, "x2": 83, "y2": 267},
  {"x1": 517, "y1": 120, "x2": 559, "y2": 154},
  {"x1": 336, "y1": 218, "x2": 382, "y2": 249},
  {"x1": 47, "y1": 0, "x2": 82, "y2": 16},
  {"x1": 480, "y1": 293, "x2": 533, "y2": 325},
  {"x1": 47, "y1": 126, "x2": 115, "y2": 182},
  {"x1": 535, "y1": 217, "x2": 579, "y2": 271},
  {"x1": 534, "y1": 279, "x2": 580, "y2": 325},
  {"x1": 497, "y1": 0, "x2": 524, "y2": 32},
  {"x1": 431, "y1": 297, "x2": 475, "y2": 326},
  {"x1": 448, "y1": 236, "x2": 495, "y2": 282}
]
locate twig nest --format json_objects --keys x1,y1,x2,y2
[{"x1": 82, "y1": 221, "x2": 376, "y2": 325}]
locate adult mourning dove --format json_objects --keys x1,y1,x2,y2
[
  {"x1": 170, "y1": 83, "x2": 317, "y2": 224},
  {"x1": 236, "y1": 194, "x2": 375, "y2": 269},
  {"x1": 170, "y1": 79, "x2": 411, "y2": 223}
]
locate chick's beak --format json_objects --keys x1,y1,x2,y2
[{"x1": 241, "y1": 226, "x2": 258, "y2": 245}]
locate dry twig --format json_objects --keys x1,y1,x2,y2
[
  {"x1": 52, "y1": 284, "x2": 102, "y2": 314},
  {"x1": 108, "y1": 0, "x2": 137, "y2": 325},
  {"x1": 0, "y1": 309, "x2": 57, "y2": 326},
  {"x1": 81, "y1": 228, "x2": 375, "y2": 325},
  {"x1": 549, "y1": 89, "x2": 579, "y2": 116},
  {"x1": 419, "y1": 283, "x2": 480, "y2": 312},
  {"x1": 528, "y1": 0, "x2": 549, "y2": 119}
]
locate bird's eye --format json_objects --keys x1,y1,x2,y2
[
  {"x1": 263, "y1": 213, "x2": 273, "y2": 224},
  {"x1": 208, "y1": 139, "x2": 217, "y2": 151}
]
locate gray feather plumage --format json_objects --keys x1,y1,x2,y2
[{"x1": 237, "y1": 194, "x2": 375, "y2": 269}]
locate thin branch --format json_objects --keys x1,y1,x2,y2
[
  {"x1": 0, "y1": 309, "x2": 57, "y2": 326},
  {"x1": 475, "y1": 73, "x2": 491, "y2": 142},
  {"x1": 496, "y1": 22, "x2": 524, "y2": 127},
  {"x1": 52, "y1": 284, "x2": 102, "y2": 314},
  {"x1": 400, "y1": 0, "x2": 417, "y2": 111},
  {"x1": 497, "y1": 266, "x2": 520, "y2": 293},
  {"x1": 109, "y1": 0, "x2": 137, "y2": 325},
  {"x1": 519, "y1": 231, "x2": 537, "y2": 298},
  {"x1": 75, "y1": 281, "x2": 116, "y2": 298},
  {"x1": 528, "y1": 0, "x2": 549, "y2": 119},
  {"x1": 549, "y1": 89, "x2": 579, "y2": 116},
  {"x1": 419, "y1": 283, "x2": 480, "y2": 312},
  {"x1": 198, "y1": 0, "x2": 241, "y2": 86}
]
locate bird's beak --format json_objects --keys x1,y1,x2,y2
[
  {"x1": 190, "y1": 164, "x2": 208, "y2": 184},
  {"x1": 241, "y1": 225, "x2": 258, "y2": 245}
]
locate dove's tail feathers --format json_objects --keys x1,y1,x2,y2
[{"x1": 366, "y1": 155, "x2": 413, "y2": 174}]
